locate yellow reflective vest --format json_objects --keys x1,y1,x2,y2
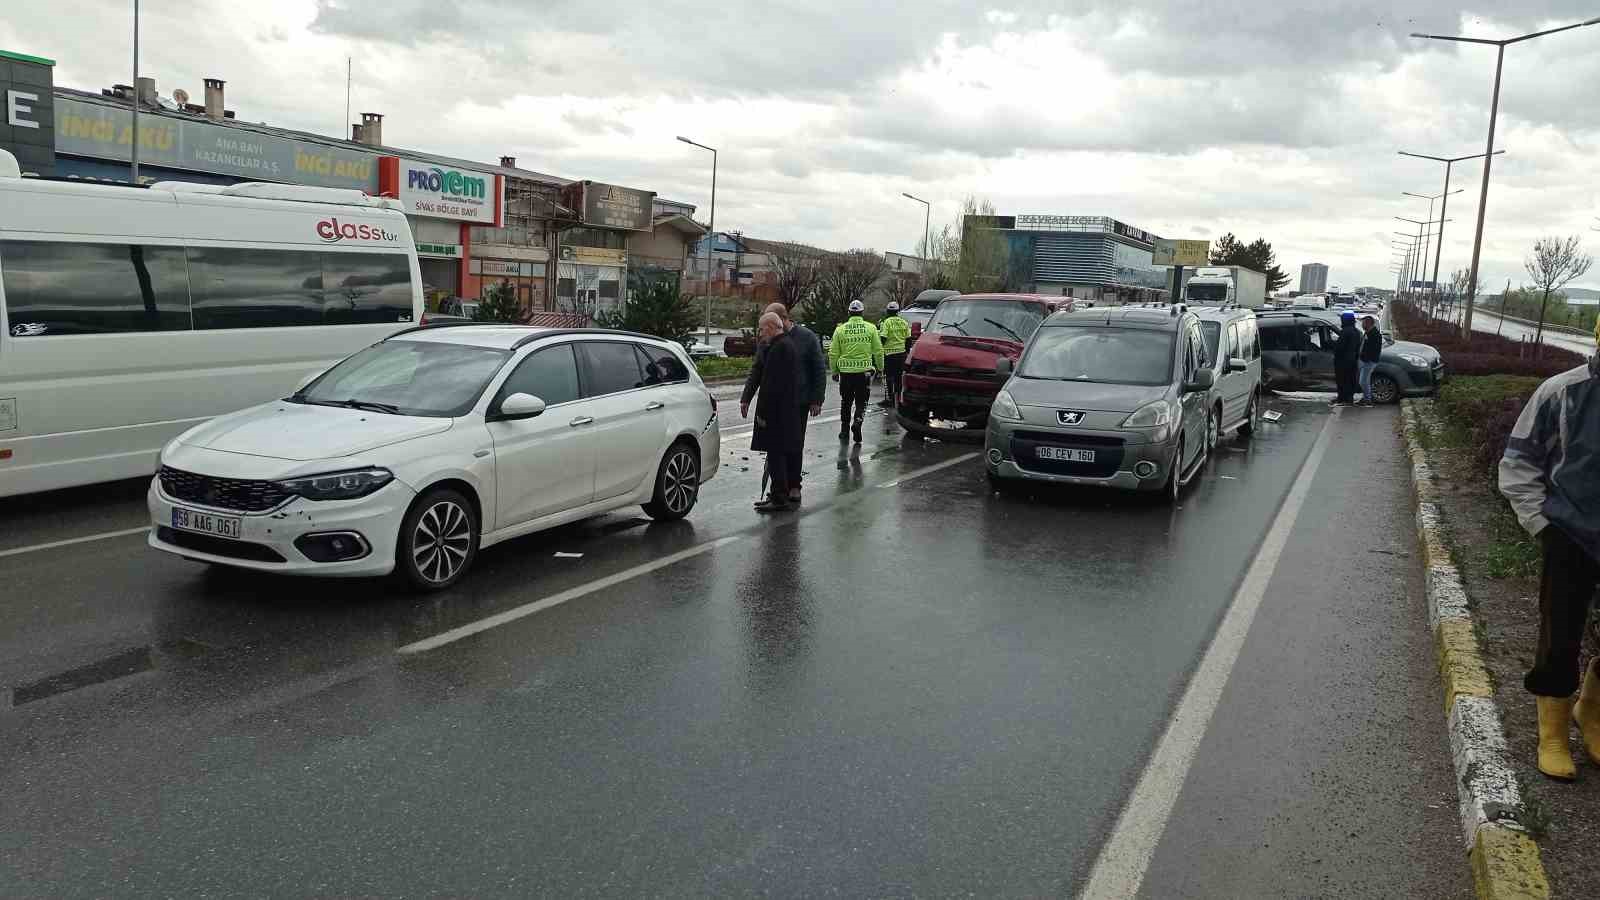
[
  {"x1": 829, "y1": 316, "x2": 884, "y2": 374},
  {"x1": 878, "y1": 314, "x2": 911, "y2": 355}
]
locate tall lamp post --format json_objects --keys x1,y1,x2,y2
[
  {"x1": 131, "y1": 0, "x2": 140, "y2": 183},
  {"x1": 1398, "y1": 150, "x2": 1504, "y2": 307},
  {"x1": 902, "y1": 192, "x2": 932, "y2": 277},
  {"x1": 1401, "y1": 189, "x2": 1462, "y2": 301},
  {"x1": 677, "y1": 136, "x2": 718, "y2": 342},
  {"x1": 1409, "y1": 16, "x2": 1600, "y2": 341}
]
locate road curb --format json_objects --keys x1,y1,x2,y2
[{"x1": 1398, "y1": 399, "x2": 1551, "y2": 900}]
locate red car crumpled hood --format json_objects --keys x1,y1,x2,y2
[{"x1": 910, "y1": 334, "x2": 1022, "y2": 370}]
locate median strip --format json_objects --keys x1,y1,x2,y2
[{"x1": 1398, "y1": 399, "x2": 1551, "y2": 900}]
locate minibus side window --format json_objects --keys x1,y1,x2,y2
[
  {"x1": 321, "y1": 252, "x2": 415, "y2": 324},
  {"x1": 1, "y1": 241, "x2": 192, "y2": 336},
  {"x1": 187, "y1": 247, "x2": 325, "y2": 331}
]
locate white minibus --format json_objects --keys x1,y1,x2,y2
[{"x1": 0, "y1": 148, "x2": 424, "y2": 498}]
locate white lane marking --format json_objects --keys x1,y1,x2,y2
[
  {"x1": 399, "y1": 446, "x2": 978, "y2": 655},
  {"x1": 397, "y1": 536, "x2": 744, "y2": 654},
  {"x1": 723, "y1": 414, "x2": 845, "y2": 443},
  {"x1": 0, "y1": 526, "x2": 150, "y2": 560},
  {"x1": 1078, "y1": 413, "x2": 1338, "y2": 900},
  {"x1": 877, "y1": 451, "x2": 981, "y2": 488}
]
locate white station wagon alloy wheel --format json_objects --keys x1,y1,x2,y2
[{"x1": 400, "y1": 488, "x2": 479, "y2": 591}]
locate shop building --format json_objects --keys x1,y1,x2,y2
[
  {"x1": 964, "y1": 214, "x2": 1170, "y2": 304},
  {"x1": 3, "y1": 51, "x2": 667, "y2": 319}
]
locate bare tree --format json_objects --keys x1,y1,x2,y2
[
  {"x1": 884, "y1": 272, "x2": 920, "y2": 310},
  {"x1": 766, "y1": 241, "x2": 826, "y2": 316},
  {"x1": 1524, "y1": 235, "x2": 1593, "y2": 352},
  {"x1": 806, "y1": 250, "x2": 890, "y2": 339}
]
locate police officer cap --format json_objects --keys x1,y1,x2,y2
[
  {"x1": 886, "y1": 302, "x2": 900, "y2": 312},
  {"x1": 849, "y1": 300, "x2": 866, "y2": 312}
]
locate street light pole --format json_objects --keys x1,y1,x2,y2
[
  {"x1": 902, "y1": 192, "x2": 931, "y2": 276},
  {"x1": 1400, "y1": 151, "x2": 1505, "y2": 307},
  {"x1": 1410, "y1": 17, "x2": 1600, "y2": 341},
  {"x1": 677, "y1": 136, "x2": 717, "y2": 342},
  {"x1": 131, "y1": 0, "x2": 140, "y2": 184}
]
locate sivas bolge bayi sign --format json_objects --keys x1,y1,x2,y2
[{"x1": 378, "y1": 156, "x2": 503, "y2": 225}]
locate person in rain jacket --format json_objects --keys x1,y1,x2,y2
[
  {"x1": 1498, "y1": 350, "x2": 1600, "y2": 780},
  {"x1": 829, "y1": 300, "x2": 884, "y2": 444},
  {"x1": 1357, "y1": 315, "x2": 1383, "y2": 405},
  {"x1": 877, "y1": 302, "x2": 912, "y2": 409},
  {"x1": 741, "y1": 303, "x2": 825, "y2": 503},
  {"x1": 1331, "y1": 311, "x2": 1361, "y2": 406},
  {"x1": 750, "y1": 313, "x2": 804, "y2": 513}
]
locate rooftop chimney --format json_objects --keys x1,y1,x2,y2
[
  {"x1": 359, "y1": 112, "x2": 383, "y2": 147},
  {"x1": 136, "y1": 77, "x2": 157, "y2": 106},
  {"x1": 351, "y1": 123, "x2": 364, "y2": 143},
  {"x1": 203, "y1": 78, "x2": 225, "y2": 121},
  {"x1": 500, "y1": 156, "x2": 517, "y2": 168}
]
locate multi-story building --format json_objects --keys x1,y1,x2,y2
[
  {"x1": 961, "y1": 214, "x2": 1170, "y2": 304},
  {"x1": 1300, "y1": 263, "x2": 1329, "y2": 295}
]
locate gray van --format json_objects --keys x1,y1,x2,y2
[
  {"x1": 1192, "y1": 306, "x2": 1263, "y2": 446},
  {"x1": 985, "y1": 306, "x2": 1215, "y2": 503}
]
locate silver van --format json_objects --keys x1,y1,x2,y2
[
  {"x1": 1192, "y1": 306, "x2": 1262, "y2": 447},
  {"x1": 985, "y1": 306, "x2": 1215, "y2": 503}
]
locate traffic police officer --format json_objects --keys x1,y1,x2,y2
[
  {"x1": 878, "y1": 302, "x2": 911, "y2": 409},
  {"x1": 829, "y1": 300, "x2": 884, "y2": 443}
]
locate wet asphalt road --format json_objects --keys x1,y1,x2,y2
[{"x1": 1, "y1": 384, "x2": 1468, "y2": 898}]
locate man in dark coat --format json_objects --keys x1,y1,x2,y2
[
  {"x1": 750, "y1": 313, "x2": 804, "y2": 512},
  {"x1": 1331, "y1": 311, "x2": 1361, "y2": 406},
  {"x1": 742, "y1": 303, "x2": 825, "y2": 503},
  {"x1": 1356, "y1": 315, "x2": 1383, "y2": 405}
]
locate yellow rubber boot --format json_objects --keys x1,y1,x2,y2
[
  {"x1": 1574, "y1": 661, "x2": 1600, "y2": 766},
  {"x1": 1537, "y1": 696, "x2": 1577, "y2": 780}
]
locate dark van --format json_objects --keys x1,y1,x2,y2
[{"x1": 898, "y1": 293, "x2": 1071, "y2": 439}]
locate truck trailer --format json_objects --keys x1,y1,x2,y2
[{"x1": 1182, "y1": 265, "x2": 1267, "y2": 309}]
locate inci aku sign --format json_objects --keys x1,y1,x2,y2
[
  {"x1": 562, "y1": 180, "x2": 656, "y2": 232},
  {"x1": 379, "y1": 156, "x2": 504, "y2": 225}
]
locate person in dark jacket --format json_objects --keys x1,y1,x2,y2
[
  {"x1": 741, "y1": 303, "x2": 825, "y2": 503},
  {"x1": 750, "y1": 313, "x2": 804, "y2": 513},
  {"x1": 1356, "y1": 315, "x2": 1383, "y2": 405},
  {"x1": 1331, "y1": 311, "x2": 1361, "y2": 406},
  {"x1": 1499, "y1": 352, "x2": 1600, "y2": 780}
]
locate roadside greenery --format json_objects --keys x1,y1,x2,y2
[
  {"x1": 695, "y1": 356, "x2": 754, "y2": 380},
  {"x1": 471, "y1": 282, "x2": 522, "y2": 323},
  {"x1": 597, "y1": 274, "x2": 700, "y2": 346}
]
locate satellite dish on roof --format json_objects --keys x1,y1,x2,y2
[{"x1": 173, "y1": 88, "x2": 190, "y2": 105}]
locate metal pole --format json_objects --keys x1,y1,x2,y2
[
  {"x1": 131, "y1": 0, "x2": 139, "y2": 184},
  {"x1": 1432, "y1": 162, "x2": 1452, "y2": 305},
  {"x1": 703, "y1": 147, "x2": 717, "y2": 342},
  {"x1": 345, "y1": 57, "x2": 352, "y2": 137},
  {"x1": 1462, "y1": 45, "x2": 1505, "y2": 343},
  {"x1": 923, "y1": 203, "x2": 931, "y2": 274}
]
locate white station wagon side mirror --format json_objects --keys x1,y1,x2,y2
[{"x1": 496, "y1": 393, "x2": 547, "y2": 421}]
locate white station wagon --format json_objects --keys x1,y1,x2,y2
[{"x1": 148, "y1": 324, "x2": 721, "y2": 590}]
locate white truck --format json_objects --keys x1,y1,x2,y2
[{"x1": 1182, "y1": 265, "x2": 1267, "y2": 309}]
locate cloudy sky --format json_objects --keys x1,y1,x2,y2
[{"x1": 6, "y1": 1, "x2": 1600, "y2": 291}]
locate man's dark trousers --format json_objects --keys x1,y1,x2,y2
[
  {"x1": 1335, "y1": 364, "x2": 1358, "y2": 403},
  {"x1": 1526, "y1": 525, "x2": 1600, "y2": 696},
  {"x1": 839, "y1": 373, "x2": 870, "y2": 436},
  {"x1": 883, "y1": 352, "x2": 906, "y2": 407}
]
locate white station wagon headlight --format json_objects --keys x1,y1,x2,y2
[{"x1": 277, "y1": 467, "x2": 394, "y2": 501}]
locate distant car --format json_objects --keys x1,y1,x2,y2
[
  {"x1": 148, "y1": 325, "x2": 721, "y2": 590},
  {"x1": 439, "y1": 297, "x2": 481, "y2": 319},
  {"x1": 1255, "y1": 311, "x2": 1444, "y2": 402},
  {"x1": 684, "y1": 335, "x2": 722, "y2": 358},
  {"x1": 899, "y1": 293, "x2": 1070, "y2": 439},
  {"x1": 984, "y1": 305, "x2": 1216, "y2": 503},
  {"x1": 1192, "y1": 306, "x2": 1264, "y2": 445},
  {"x1": 902, "y1": 289, "x2": 960, "y2": 342}
]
